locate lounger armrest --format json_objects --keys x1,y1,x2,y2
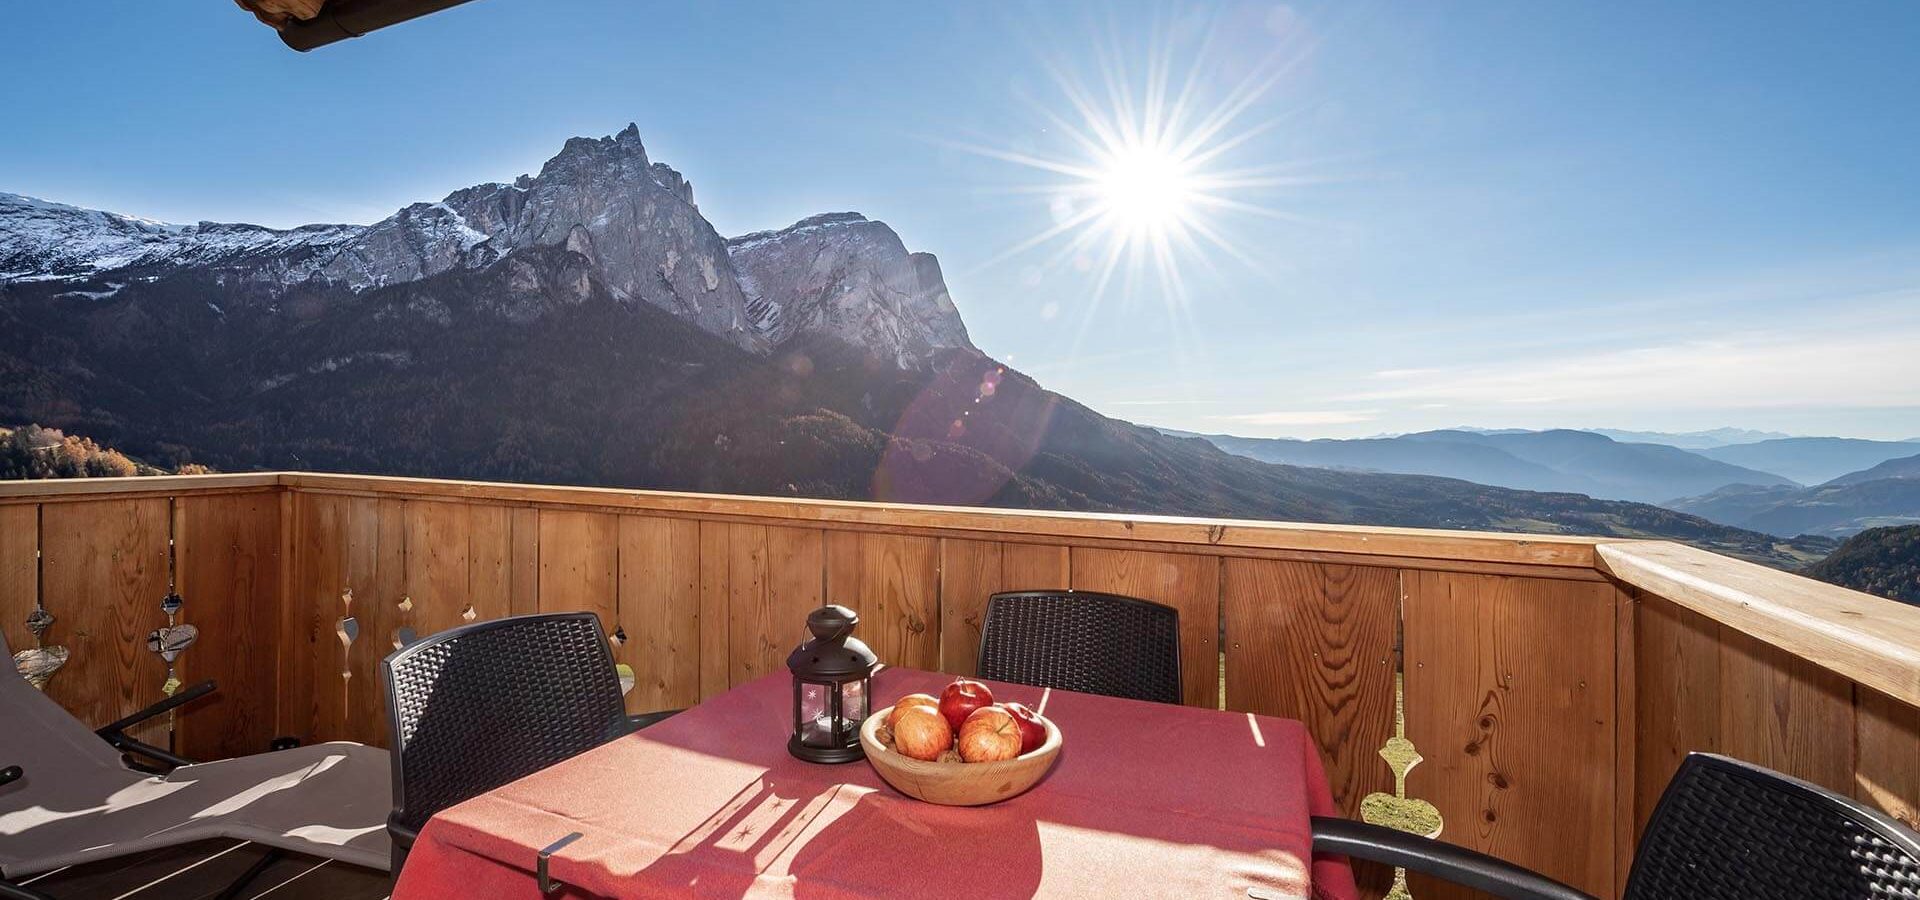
[
  {"x1": 628, "y1": 708, "x2": 683, "y2": 730},
  {"x1": 110, "y1": 736, "x2": 195, "y2": 770},
  {"x1": 95, "y1": 678, "x2": 216, "y2": 740},
  {"x1": 95, "y1": 679, "x2": 216, "y2": 768},
  {"x1": 1310, "y1": 817, "x2": 1597, "y2": 900}
]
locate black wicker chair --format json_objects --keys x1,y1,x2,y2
[
  {"x1": 975, "y1": 590, "x2": 1181, "y2": 704},
  {"x1": 381, "y1": 612, "x2": 676, "y2": 875},
  {"x1": 1313, "y1": 752, "x2": 1920, "y2": 900}
]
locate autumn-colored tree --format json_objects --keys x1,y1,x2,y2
[{"x1": 0, "y1": 424, "x2": 213, "y2": 480}]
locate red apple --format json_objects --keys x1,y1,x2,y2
[
  {"x1": 958, "y1": 705, "x2": 1023, "y2": 763},
  {"x1": 886, "y1": 693, "x2": 940, "y2": 729},
  {"x1": 891, "y1": 705, "x2": 953, "y2": 762},
  {"x1": 939, "y1": 678, "x2": 995, "y2": 734},
  {"x1": 1003, "y1": 701, "x2": 1047, "y2": 755}
]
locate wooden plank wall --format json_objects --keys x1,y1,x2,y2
[
  {"x1": 0, "y1": 492, "x2": 282, "y2": 760},
  {"x1": 24, "y1": 480, "x2": 1920, "y2": 900},
  {"x1": 274, "y1": 496, "x2": 1636, "y2": 899},
  {"x1": 174, "y1": 492, "x2": 283, "y2": 760},
  {"x1": 1635, "y1": 592, "x2": 1920, "y2": 844}
]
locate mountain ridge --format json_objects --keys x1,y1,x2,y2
[
  {"x1": 1695, "y1": 437, "x2": 1920, "y2": 485},
  {"x1": 1184, "y1": 427, "x2": 1796, "y2": 505},
  {"x1": 0, "y1": 125, "x2": 1833, "y2": 569}
]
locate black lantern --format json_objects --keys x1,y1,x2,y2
[{"x1": 787, "y1": 605, "x2": 877, "y2": 763}]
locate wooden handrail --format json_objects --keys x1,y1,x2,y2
[
  {"x1": 4, "y1": 470, "x2": 1916, "y2": 706},
  {"x1": 274, "y1": 471, "x2": 1600, "y2": 567},
  {"x1": 0, "y1": 471, "x2": 280, "y2": 502},
  {"x1": 1597, "y1": 540, "x2": 1920, "y2": 707}
]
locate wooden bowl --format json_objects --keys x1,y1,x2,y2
[{"x1": 860, "y1": 705, "x2": 1063, "y2": 806}]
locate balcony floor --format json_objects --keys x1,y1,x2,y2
[{"x1": 17, "y1": 839, "x2": 388, "y2": 900}]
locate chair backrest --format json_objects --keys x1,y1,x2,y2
[
  {"x1": 1626, "y1": 752, "x2": 1920, "y2": 899},
  {"x1": 975, "y1": 590, "x2": 1181, "y2": 704},
  {"x1": 381, "y1": 612, "x2": 630, "y2": 837}
]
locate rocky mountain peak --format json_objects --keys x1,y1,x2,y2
[
  {"x1": 726, "y1": 211, "x2": 972, "y2": 368},
  {"x1": 540, "y1": 122, "x2": 653, "y2": 181},
  {"x1": 1, "y1": 123, "x2": 983, "y2": 365}
]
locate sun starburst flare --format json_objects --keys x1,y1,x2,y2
[{"x1": 949, "y1": 15, "x2": 1323, "y2": 327}]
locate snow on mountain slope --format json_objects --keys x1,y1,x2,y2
[
  {"x1": 2, "y1": 124, "x2": 974, "y2": 367},
  {"x1": 0, "y1": 191, "x2": 362, "y2": 280}
]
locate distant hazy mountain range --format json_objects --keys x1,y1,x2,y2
[
  {"x1": 1585, "y1": 427, "x2": 1793, "y2": 449},
  {"x1": 1691, "y1": 437, "x2": 1920, "y2": 485},
  {"x1": 1829, "y1": 452, "x2": 1920, "y2": 485},
  {"x1": 1665, "y1": 450, "x2": 1920, "y2": 538},
  {"x1": 1188, "y1": 428, "x2": 1920, "y2": 539},
  {"x1": 1183, "y1": 428, "x2": 1794, "y2": 505}
]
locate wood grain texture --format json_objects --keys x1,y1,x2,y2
[
  {"x1": 936, "y1": 541, "x2": 1070, "y2": 676},
  {"x1": 1070, "y1": 548, "x2": 1220, "y2": 708},
  {"x1": 405, "y1": 500, "x2": 473, "y2": 641},
  {"x1": 1613, "y1": 588, "x2": 1637, "y2": 895},
  {"x1": 281, "y1": 490, "x2": 322, "y2": 742},
  {"x1": 827, "y1": 531, "x2": 938, "y2": 671},
  {"x1": 175, "y1": 492, "x2": 281, "y2": 760},
  {"x1": 1222, "y1": 560, "x2": 1397, "y2": 817},
  {"x1": 1403, "y1": 572, "x2": 1618, "y2": 900},
  {"x1": 467, "y1": 503, "x2": 515, "y2": 625},
  {"x1": 293, "y1": 493, "x2": 393, "y2": 745},
  {"x1": 1599, "y1": 540, "x2": 1920, "y2": 707},
  {"x1": 1003, "y1": 543, "x2": 1070, "y2": 591},
  {"x1": 40, "y1": 499, "x2": 171, "y2": 744},
  {"x1": 279, "y1": 472, "x2": 1600, "y2": 568},
  {"x1": 937, "y1": 539, "x2": 1000, "y2": 676},
  {"x1": 0, "y1": 504, "x2": 36, "y2": 655},
  {"x1": 723, "y1": 524, "x2": 823, "y2": 686},
  {"x1": 536, "y1": 509, "x2": 618, "y2": 629},
  {"x1": 1855, "y1": 685, "x2": 1920, "y2": 831},
  {"x1": 1718, "y1": 624, "x2": 1855, "y2": 795},
  {"x1": 617, "y1": 515, "x2": 702, "y2": 714},
  {"x1": 0, "y1": 472, "x2": 278, "y2": 501},
  {"x1": 509, "y1": 506, "x2": 540, "y2": 615},
  {"x1": 1633, "y1": 594, "x2": 1721, "y2": 835},
  {"x1": 697, "y1": 520, "x2": 731, "y2": 699}
]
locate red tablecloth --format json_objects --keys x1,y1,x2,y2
[{"x1": 392, "y1": 668, "x2": 1358, "y2": 899}]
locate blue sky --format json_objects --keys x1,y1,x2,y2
[{"x1": 4, "y1": 1, "x2": 1917, "y2": 439}]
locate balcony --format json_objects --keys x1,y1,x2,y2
[{"x1": 2, "y1": 471, "x2": 1917, "y2": 899}]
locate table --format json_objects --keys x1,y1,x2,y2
[{"x1": 392, "y1": 668, "x2": 1359, "y2": 899}]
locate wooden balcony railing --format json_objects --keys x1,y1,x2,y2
[{"x1": 3, "y1": 472, "x2": 1917, "y2": 899}]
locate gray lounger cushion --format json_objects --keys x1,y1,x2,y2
[{"x1": 0, "y1": 631, "x2": 390, "y2": 876}]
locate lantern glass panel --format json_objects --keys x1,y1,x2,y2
[
  {"x1": 799, "y1": 680, "x2": 832, "y2": 747},
  {"x1": 844, "y1": 677, "x2": 868, "y2": 727}
]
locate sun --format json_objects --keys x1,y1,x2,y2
[
  {"x1": 1094, "y1": 143, "x2": 1198, "y2": 239},
  {"x1": 946, "y1": 19, "x2": 1314, "y2": 319}
]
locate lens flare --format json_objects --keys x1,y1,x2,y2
[{"x1": 948, "y1": 15, "x2": 1320, "y2": 327}]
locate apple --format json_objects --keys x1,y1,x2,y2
[
  {"x1": 891, "y1": 705, "x2": 953, "y2": 762},
  {"x1": 1003, "y1": 702, "x2": 1047, "y2": 755},
  {"x1": 886, "y1": 693, "x2": 940, "y2": 729},
  {"x1": 957, "y1": 705, "x2": 1022, "y2": 763},
  {"x1": 939, "y1": 678, "x2": 994, "y2": 734}
]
